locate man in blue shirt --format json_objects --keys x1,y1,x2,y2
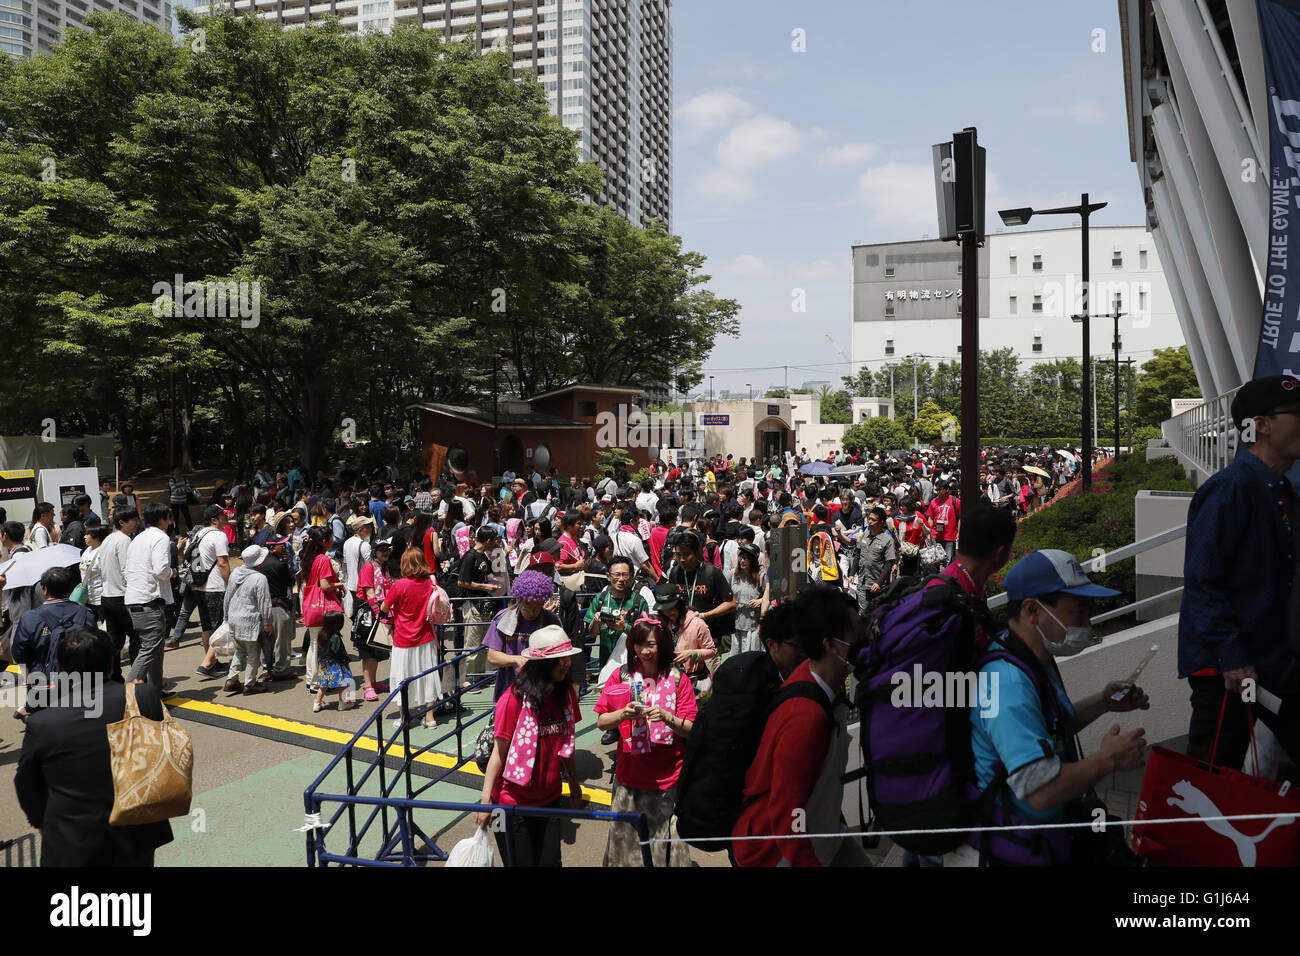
[
  {"x1": 1179, "y1": 374, "x2": 1300, "y2": 768},
  {"x1": 949, "y1": 549, "x2": 1149, "y2": 866}
]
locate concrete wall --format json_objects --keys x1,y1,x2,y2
[
  {"x1": 1057, "y1": 613, "x2": 1186, "y2": 751},
  {"x1": 1134, "y1": 489, "x2": 1192, "y2": 621}
]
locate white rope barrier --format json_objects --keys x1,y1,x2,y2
[{"x1": 638, "y1": 810, "x2": 1298, "y2": 845}]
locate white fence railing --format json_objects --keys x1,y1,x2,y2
[{"x1": 1161, "y1": 386, "x2": 1242, "y2": 478}]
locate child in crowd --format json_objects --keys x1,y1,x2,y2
[{"x1": 314, "y1": 610, "x2": 356, "y2": 713}]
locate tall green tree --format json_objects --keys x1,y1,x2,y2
[
  {"x1": 0, "y1": 12, "x2": 738, "y2": 471},
  {"x1": 1135, "y1": 346, "x2": 1200, "y2": 428}
]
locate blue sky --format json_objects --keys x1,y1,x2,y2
[{"x1": 672, "y1": 0, "x2": 1144, "y2": 395}]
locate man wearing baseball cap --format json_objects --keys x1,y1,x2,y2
[
  {"x1": 947, "y1": 548, "x2": 1150, "y2": 866},
  {"x1": 1179, "y1": 373, "x2": 1300, "y2": 769}
]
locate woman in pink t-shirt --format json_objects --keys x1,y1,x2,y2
[
  {"x1": 300, "y1": 527, "x2": 343, "y2": 688},
  {"x1": 594, "y1": 617, "x2": 696, "y2": 867},
  {"x1": 354, "y1": 537, "x2": 394, "y2": 702},
  {"x1": 380, "y1": 548, "x2": 441, "y2": 730},
  {"x1": 475, "y1": 625, "x2": 584, "y2": 867}
]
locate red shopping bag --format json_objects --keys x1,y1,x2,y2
[{"x1": 1131, "y1": 700, "x2": 1300, "y2": 866}]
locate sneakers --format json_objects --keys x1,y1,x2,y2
[
  {"x1": 164, "y1": 640, "x2": 180, "y2": 651},
  {"x1": 243, "y1": 683, "x2": 268, "y2": 695},
  {"x1": 196, "y1": 664, "x2": 224, "y2": 680},
  {"x1": 601, "y1": 728, "x2": 619, "y2": 746},
  {"x1": 312, "y1": 700, "x2": 323, "y2": 713},
  {"x1": 224, "y1": 678, "x2": 243, "y2": 694},
  {"x1": 267, "y1": 670, "x2": 296, "y2": 682}
]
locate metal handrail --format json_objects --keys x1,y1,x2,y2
[
  {"x1": 1162, "y1": 386, "x2": 1242, "y2": 478},
  {"x1": 986, "y1": 523, "x2": 1188, "y2": 617}
]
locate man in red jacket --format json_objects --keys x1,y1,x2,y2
[{"x1": 731, "y1": 586, "x2": 868, "y2": 867}]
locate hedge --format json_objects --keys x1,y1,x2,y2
[{"x1": 984, "y1": 455, "x2": 1194, "y2": 626}]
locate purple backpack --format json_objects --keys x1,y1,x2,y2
[
  {"x1": 851, "y1": 576, "x2": 1072, "y2": 864},
  {"x1": 850, "y1": 573, "x2": 985, "y2": 855}
]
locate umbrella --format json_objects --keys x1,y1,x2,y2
[
  {"x1": 1055, "y1": 449, "x2": 1078, "y2": 463},
  {"x1": 830, "y1": 464, "x2": 870, "y2": 476},
  {"x1": 1, "y1": 544, "x2": 83, "y2": 590},
  {"x1": 1024, "y1": 465, "x2": 1052, "y2": 479},
  {"x1": 799, "y1": 461, "x2": 833, "y2": 476}
]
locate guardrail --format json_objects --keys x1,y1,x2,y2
[
  {"x1": 986, "y1": 523, "x2": 1188, "y2": 626},
  {"x1": 302, "y1": 589, "x2": 618, "y2": 866},
  {"x1": 1162, "y1": 386, "x2": 1242, "y2": 479}
]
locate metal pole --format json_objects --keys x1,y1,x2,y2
[
  {"x1": 168, "y1": 346, "x2": 176, "y2": 471},
  {"x1": 1093, "y1": 358, "x2": 1098, "y2": 449},
  {"x1": 1126, "y1": 357, "x2": 1135, "y2": 457},
  {"x1": 960, "y1": 236, "x2": 980, "y2": 507},
  {"x1": 1081, "y1": 193, "x2": 1093, "y2": 489},
  {"x1": 492, "y1": 357, "x2": 500, "y2": 479},
  {"x1": 1113, "y1": 301, "x2": 1121, "y2": 458},
  {"x1": 912, "y1": 357, "x2": 918, "y2": 421}
]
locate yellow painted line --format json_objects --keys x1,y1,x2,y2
[{"x1": 163, "y1": 693, "x2": 612, "y2": 806}]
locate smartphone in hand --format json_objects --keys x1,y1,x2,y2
[{"x1": 1111, "y1": 644, "x2": 1158, "y2": 701}]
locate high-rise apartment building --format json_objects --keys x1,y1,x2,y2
[
  {"x1": 1, "y1": 0, "x2": 172, "y2": 58},
  {"x1": 194, "y1": 0, "x2": 672, "y2": 228}
]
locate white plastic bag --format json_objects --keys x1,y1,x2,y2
[
  {"x1": 597, "y1": 634, "x2": 627, "y2": 685},
  {"x1": 209, "y1": 623, "x2": 235, "y2": 660},
  {"x1": 446, "y1": 827, "x2": 494, "y2": 868}
]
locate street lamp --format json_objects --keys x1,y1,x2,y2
[
  {"x1": 746, "y1": 383, "x2": 752, "y2": 400},
  {"x1": 709, "y1": 375, "x2": 714, "y2": 402},
  {"x1": 999, "y1": 193, "x2": 1108, "y2": 490}
]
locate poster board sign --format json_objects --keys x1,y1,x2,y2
[
  {"x1": 38, "y1": 467, "x2": 101, "y2": 517},
  {"x1": 0, "y1": 469, "x2": 37, "y2": 527}
]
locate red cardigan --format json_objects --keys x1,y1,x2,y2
[{"x1": 731, "y1": 661, "x2": 834, "y2": 867}]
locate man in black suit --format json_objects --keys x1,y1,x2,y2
[{"x1": 14, "y1": 626, "x2": 174, "y2": 866}]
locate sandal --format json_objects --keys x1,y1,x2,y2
[{"x1": 364, "y1": 686, "x2": 378, "y2": 702}]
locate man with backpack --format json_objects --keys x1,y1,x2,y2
[
  {"x1": 11, "y1": 567, "x2": 97, "y2": 708},
  {"x1": 731, "y1": 586, "x2": 867, "y2": 867},
  {"x1": 944, "y1": 549, "x2": 1150, "y2": 866}
]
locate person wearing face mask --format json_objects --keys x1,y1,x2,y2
[
  {"x1": 944, "y1": 548, "x2": 1151, "y2": 866},
  {"x1": 730, "y1": 586, "x2": 866, "y2": 867}
]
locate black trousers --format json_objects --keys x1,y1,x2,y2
[
  {"x1": 1187, "y1": 675, "x2": 1300, "y2": 769},
  {"x1": 492, "y1": 799, "x2": 564, "y2": 867},
  {"x1": 100, "y1": 595, "x2": 135, "y2": 678}
]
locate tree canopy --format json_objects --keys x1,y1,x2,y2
[{"x1": 0, "y1": 12, "x2": 738, "y2": 472}]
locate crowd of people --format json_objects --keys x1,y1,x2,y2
[{"x1": 7, "y1": 389, "x2": 1298, "y2": 869}]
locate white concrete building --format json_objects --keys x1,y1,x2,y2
[
  {"x1": 194, "y1": 0, "x2": 672, "y2": 229},
  {"x1": 851, "y1": 226, "x2": 1184, "y2": 373},
  {"x1": 1, "y1": 0, "x2": 172, "y2": 57},
  {"x1": 1119, "y1": 0, "x2": 1270, "y2": 400}
]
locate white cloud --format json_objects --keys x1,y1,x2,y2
[
  {"x1": 724, "y1": 254, "x2": 771, "y2": 276},
  {"x1": 715, "y1": 115, "x2": 803, "y2": 170},
  {"x1": 818, "y1": 142, "x2": 879, "y2": 166},
  {"x1": 679, "y1": 89, "x2": 755, "y2": 135},
  {"x1": 855, "y1": 162, "x2": 938, "y2": 226},
  {"x1": 792, "y1": 259, "x2": 839, "y2": 281},
  {"x1": 697, "y1": 166, "x2": 756, "y2": 199}
]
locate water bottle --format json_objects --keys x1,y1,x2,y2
[{"x1": 631, "y1": 673, "x2": 645, "y2": 708}]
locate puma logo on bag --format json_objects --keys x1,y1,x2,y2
[{"x1": 1166, "y1": 779, "x2": 1297, "y2": 867}]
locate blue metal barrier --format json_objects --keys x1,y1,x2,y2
[{"x1": 303, "y1": 596, "x2": 640, "y2": 866}]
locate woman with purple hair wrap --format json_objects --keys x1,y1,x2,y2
[{"x1": 483, "y1": 570, "x2": 564, "y2": 701}]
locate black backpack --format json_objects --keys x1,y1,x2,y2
[
  {"x1": 178, "y1": 528, "x2": 216, "y2": 591},
  {"x1": 674, "y1": 651, "x2": 833, "y2": 849}
]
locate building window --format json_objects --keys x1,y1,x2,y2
[
  {"x1": 956, "y1": 302, "x2": 962, "y2": 316},
  {"x1": 1032, "y1": 335, "x2": 1042, "y2": 353},
  {"x1": 1032, "y1": 295, "x2": 1042, "y2": 313},
  {"x1": 956, "y1": 263, "x2": 962, "y2": 275},
  {"x1": 885, "y1": 339, "x2": 895, "y2": 356},
  {"x1": 1032, "y1": 254, "x2": 1043, "y2": 272},
  {"x1": 577, "y1": 401, "x2": 597, "y2": 417},
  {"x1": 1139, "y1": 289, "x2": 1149, "y2": 311},
  {"x1": 956, "y1": 344, "x2": 962, "y2": 354},
  {"x1": 1009, "y1": 255, "x2": 1017, "y2": 274},
  {"x1": 1112, "y1": 251, "x2": 1123, "y2": 268},
  {"x1": 884, "y1": 266, "x2": 895, "y2": 278},
  {"x1": 885, "y1": 304, "x2": 895, "y2": 317},
  {"x1": 1139, "y1": 249, "x2": 1148, "y2": 269},
  {"x1": 1008, "y1": 295, "x2": 1017, "y2": 315}
]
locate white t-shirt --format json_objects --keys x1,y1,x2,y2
[
  {"x1": 342, "y1": 534, "x2": 371, "y2": 591},
  {"x1": 635, "y1": 491, "x2": 659, "y2": 515},
  {"x1": 437, "y1": 496, "x2": 476, "y2": 521},
  {"x1": 194, "y1": 527, "x2": 230, "y2": 592},
  {"x1": 613, "y1": 529, "x2": 649, "y2": 569},
  {"x1": 30, "y1": 523, "x2": 53, "y2": 549}
]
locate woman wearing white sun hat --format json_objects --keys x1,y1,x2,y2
[{"x1": 475, "y1": 624, "x2": 584, "y2": 867}]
